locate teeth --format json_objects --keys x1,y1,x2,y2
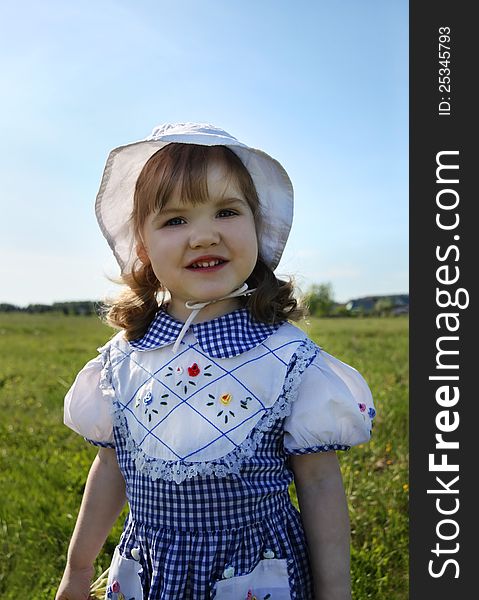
[{"x1": 191, "y1": 259, "x2": 222, "y2": 269}]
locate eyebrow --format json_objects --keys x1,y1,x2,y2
[{"x1": 155, "y1": 196, "x2": 248, "y2": 217}]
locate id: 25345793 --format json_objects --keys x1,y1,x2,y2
[{"x1": 438, "y1": 26, "x2": 451, "y2": 116}]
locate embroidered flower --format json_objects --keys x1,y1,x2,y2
[
  {"x1": 206, "y1": 393, "x2": 252, "y2": 425},
  {"x1": 220, "y1": 393, "x2": 232, "y2": 405},
  {"x1": 136, "y1": 391, "x2": 169, "y2": 422},
  {"x1": 368, "y1": 407, "x2": 376, "y2": 419},
  {"x1": 188, "y1": 362, "x2": 201, "y2": 377},
  {"x1": 165, "y1": 363, "x2": 206, "y2": 394},
  {"x1": 206, "y1": 394, "x2": 234, "y2": 424},
  {"x1": 358, "y1": 402, "x2": 367, "y2": 412}
]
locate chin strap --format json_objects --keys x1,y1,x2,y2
[{"x1": 172, "y1": 283, "x2": 256, "y2": 354}]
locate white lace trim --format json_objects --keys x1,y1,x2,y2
[
  {"x1": 98, "y1": 342, "x2": 115, "y2": 398},
  {"x1": 99, "y1": 339, "x2": 319, "y2": 484}
]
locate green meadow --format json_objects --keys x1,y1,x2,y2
[{"x1": 0, "y1": 313, "x2": 408, "y2": 599}]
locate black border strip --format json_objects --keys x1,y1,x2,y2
[{"x1": 410, "y1": 3, "x2": 475, "y2": 596}]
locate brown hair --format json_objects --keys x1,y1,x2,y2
[{"x1": 103, "y1": 143, "x2": 304, "y2": 340}]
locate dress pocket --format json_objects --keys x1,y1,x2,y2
[
  {"x1": 105, "y1": 546, "x2": 143, "y2": 600},
  {"x1": 213, "y1": 558, "x2": 291, "y2": 599}
]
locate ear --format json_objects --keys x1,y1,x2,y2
[{"x1": 136, "y1": 242, "x2": 150, "y2": 265}]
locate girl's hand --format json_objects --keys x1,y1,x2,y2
[
  {"x1": 55, "y1": 563, "x2": 94, "y2": 600},
  {"x1": 56, "y1": 449, "x2": 126, "y2": 599}
]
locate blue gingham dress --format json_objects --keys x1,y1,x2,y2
[{"x1": 65, "y1": 308, "x2": 375, "y2": 599}]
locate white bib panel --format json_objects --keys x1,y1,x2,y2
[{"x1": 108, "y1": 323, "x2": 308, "y2": 464}]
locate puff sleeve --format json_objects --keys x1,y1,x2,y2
[
  {"x1": 283, "y1": 348, "x2": 375, "y2": 454},
  {"x1": 63, "y1": 353, "x2": 115, "y2": 448}
]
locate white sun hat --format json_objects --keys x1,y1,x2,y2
[{"x1": 95, "y1": 122, "x2": 293, "y2": 275}]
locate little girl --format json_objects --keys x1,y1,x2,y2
[{"x1": 56, "y1": 122, "x2": 375, "y2": 600}]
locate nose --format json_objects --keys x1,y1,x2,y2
[{"x1": 188, "y1": 220, "x2": 221, "y2": 249}]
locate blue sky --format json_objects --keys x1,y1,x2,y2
[{"x1": 0, "y1": 0, "x2": 408, "y2": 306}]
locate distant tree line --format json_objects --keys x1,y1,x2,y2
[
  {"x1": 302, "y1": 284, "x2": 409, "y2": 318},
  {"x1": 1, "y1": 286, "x2": 409, "y2": 318},
  {"x1": 0, "y1": 301, "x2": 101, "y2": 315}
]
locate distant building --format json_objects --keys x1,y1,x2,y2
[{"x1": 346, "y1": 294, "x2": 409, "y2": 315}]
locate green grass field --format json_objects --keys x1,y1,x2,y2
[{"x1": 0, "y1": 313, "x2": 408, "y2": 599}]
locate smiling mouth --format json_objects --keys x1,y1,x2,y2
[{"x1": 187, "y1": 259, "x2": 227, "y2": 270}]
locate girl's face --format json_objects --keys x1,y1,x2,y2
[{"x1": 139, "y1": 159, "x2": 259, "y2": 322}]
